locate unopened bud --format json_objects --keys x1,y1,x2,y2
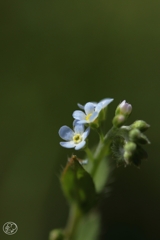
[
  {"x1": 115, "y1": 100, "x2": 132, "y2": 116},
  {"x1": 129, "y1": 129, "x2": 150, "y2": 144},
  {"x1": 123, "y1": 151, "x2": 132, "y2": 165},
  {"x1": 123, "y1": 142, "x2": 136, "y2": 165},
  {"x1": 131, "y1": 120, "x2": 150, "y2": 132},
  {"x1": 129, "y1": 129, "x2": 141, "y2": 140},
  {"x1": 138, "y1": 134, "x2": 150, "y2": 144},
  {"x1": 112, "y1": 114, "x2": 125, "y2": 127},
  {"x1": 124, "y1": 142, "x2": 136, "y2": 152}
]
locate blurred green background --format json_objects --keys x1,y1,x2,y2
[{"x1": 0, "y1": 1, "x2": 159, "y2": 240}]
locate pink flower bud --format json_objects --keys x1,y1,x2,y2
[{"x1": 118, "y1": 100, "x2": 132, "y2": 115}]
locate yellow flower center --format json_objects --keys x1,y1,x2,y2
[
  {"x1": 85, "y1": 113, "x2": 92, "y2": 121},
  {"x1": 73, "y1": 134, "x2": 82, "y2": 144}
]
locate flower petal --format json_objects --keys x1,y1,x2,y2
[
  {"x1": 77, "y1": 103, "x2": 84, "y2": 110},
  {"x1": 95, "y1": 102, "x2": 103, "y2": 113},
  {"x1": 89, "y1": 111, "x2": 98, "y2": 122},
  {"x1": 72, "y1": 110, "x2": 86, "y2": 120},
  {"x1": 76, "y1": 120, "x2": 88, "y2": 124},
  {"x1": 60, "y1": 141, "x2": 75, "y2": 148},
  {"x1": 58, "y1": 126, "x2": 74, "y2": 140},
  {"x1": 73, "y1": 119, "x2": 79, "y2": 127},
  {"x1": 84, "y1": 102, "x2": 95, "y2": 114},
  {"x1": 82, "y1": 127, "x2": 90, "y2": 140},
  {"x1": 91, "y1": 101, "x2": 98, "y2": 106},
  {"x1": 75, "y1": 141, "x2": 86, "y2": 150},
  {"x1": 99, "y1": 98, "x2": 114, "y2": 108},
  {"x1": 74, "y1": 124, "x2": 84, "y2": 134}
]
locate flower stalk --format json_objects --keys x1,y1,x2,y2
[{"x1": 49, "y1": 98, "x2": 150, "y2": 240}]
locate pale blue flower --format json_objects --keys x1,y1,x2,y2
[
  {"x1": 73, "y1": 98, "x2": 113, "y2": 124},
  {"x1": 59, "y1": 123, "x2": 90, "y2": 150}
]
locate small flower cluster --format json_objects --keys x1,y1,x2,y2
[
  {"x1": 58, "y1": 98, "x2": 114, "y2": 150},
  {"x1": 59, "y1": 98, "x2": 150, "y2": 168}
]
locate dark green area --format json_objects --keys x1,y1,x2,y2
[{"x1": 0, "y1": 1, "x2": 159, "y2": 239}]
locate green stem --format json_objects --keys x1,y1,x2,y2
[
  {"x1": 65, "y1": 204, "x2": 82, "y2": 240},
  {"x1": 91, "y1": 127, "x2": 116, "y2": 177},
  {"x1": 85, "y1": 147, "x2": 94, "y2": 162}
]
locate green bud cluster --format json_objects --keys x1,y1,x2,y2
[
  {"x1": 111, "y1": 118, "x2": 150, "y2": 167},
  {"x1": 122, "y1": 120, "x2": 150, "y2": 167}
]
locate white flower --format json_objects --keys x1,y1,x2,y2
[
  {"x1": 58, "y1": 123, "x2": 90, "y2": 150},
  {"x1": 73, "y1": 98, "x2": 113, "y2": 124}
]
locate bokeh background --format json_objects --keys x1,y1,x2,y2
[{"x1": 0, "y1": 1, "x2": 160, "y2": 240}]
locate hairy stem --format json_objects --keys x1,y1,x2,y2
[{"x1": 64, "y1": 127, "x2": 119, "y2": 239}]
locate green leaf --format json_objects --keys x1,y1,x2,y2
[{"x1": 60, "y1": 155, "x2": 97, "y2": 213}]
